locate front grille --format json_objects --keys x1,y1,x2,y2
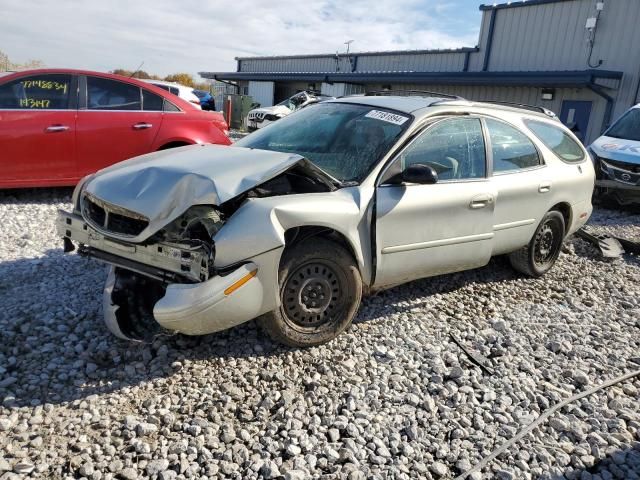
[
  {"x1": 601, "y1": 158, "x2": 640, "y2": 173},
  {"x1": 107, "y1": 212, "x2": 149, "y2": 236},
  {"x1": 82, "y1": 194, "x2": 149, "y2": 237},
  {"x1": 83, "y1": 197, "x2": 106, "y2": 226},
  {"x1": 600, "y1": 159, "x2": 640, "y2": 185}
]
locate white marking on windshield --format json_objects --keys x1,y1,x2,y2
[{"x1": 364, "y1": 110, "x2": 409, "y2": 125}]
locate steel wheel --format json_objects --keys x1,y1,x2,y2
[
  {"x1": 509, "y1": 210, "x2": 565, "y2": 277},
  {"x1": 259, "y1": 237, "x2": 363, "y2": 347},
  {"x1": 283, "y1": 260, "x2": 347, "y2": 331}
]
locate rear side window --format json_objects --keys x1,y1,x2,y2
[
  {"x1": 485, "y1": 118, "x2": 541, "y2": 173},
  {"x1": 87, "y1": 77, "x2": 141, "y2": 110},
  {"x1": 525, "y1": 119, "x2": 585, "y2": 163},
  {"x1": 0, "y1": 74, "x2": 72, "y2": 109},
  {"x1": 142, "y1": 89, "x2": 163, "y2": 111},
  {"x1": 163, "y1": 99, "x2": 180, "y2": 112}
]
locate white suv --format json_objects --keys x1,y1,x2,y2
[
  {"x1": 141, "y1": 80, "x2": 201, "y2": 109},
  {"x1": 247, "y1": 91, "x2": 333, "y2": 131}
]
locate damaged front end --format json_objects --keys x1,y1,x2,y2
[
  {"x1": 58, "y1": 203, "x2": 226, "y2": 340},
  {"x1": 57, "y1": 145, "x2": 337, "y2": 342}
]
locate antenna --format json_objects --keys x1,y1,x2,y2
[
  {"x1": 344, "y1": 40, "x2": 354, "y2": 55},
  {"x1": 129, "y1": 61, "x2": 145, "y2": 78}
]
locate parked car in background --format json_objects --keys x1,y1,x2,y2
[
  {"x1": 193, "y1": 89, "x2": 216, "y2": 111},
  {"x1": 58, "y1": 94, "x2": 594, "y2": 346},
  {"x1": 246, "y1": 91, "x2": 333, "y2": 131},
  {"x1": 0, "y1": 69, "x2": 230, "y2": 188},
  {"x1": 589, "y1": 104, "x2": 640, "y2": 205},
  {"x1": 141, "y1": 79, "x2": 202, "y2": 109}
]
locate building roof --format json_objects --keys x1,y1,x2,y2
[
  {"x1": 200, "y1": 70, "x2": 622, "y2": 87},
  {"x1": 479, "y1": 0, "x2": 577, "y2": 11},
  {"x1": 235, "y1": 47, "x2": 478, "y2": 61}
]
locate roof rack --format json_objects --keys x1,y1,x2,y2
[
  {"x1": 365, "y1": 89, "x2": 464, "y2": 100},
  {"x1": 481, "y1": 100, "x2": 556, "y2": 117}
]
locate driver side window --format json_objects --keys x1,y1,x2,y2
[{"x1": 400, "y1": 117, "x2": 486, "y2": 181}]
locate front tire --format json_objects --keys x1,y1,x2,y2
[
  {"x1": 259, "y1": 238, "x2": 362, "y2": 347},
  {"x1": 509, "y1": 210, "x2": 565, "y2": 277}
]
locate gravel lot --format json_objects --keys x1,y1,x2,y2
[{"x1": 1, "y1": 189, "x2": 639, "y2": 480}]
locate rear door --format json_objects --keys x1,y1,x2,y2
[
  {"x1": 484, "y1": 117, "x2": 550, "y2": 254},
  {"x1": 0, "y1": 73, "x2": 77, "y2": 187},
  {"x1": 75, "y1": 76, "x2": 163, "y2": 176}
]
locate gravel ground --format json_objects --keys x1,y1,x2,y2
[{"x1": 1, "y1": 189, "x2": 639, "y2": 480}]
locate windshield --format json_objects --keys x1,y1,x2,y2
[
  {"x1": 276, "y1": 92, "x2": 308, "y2": 110},
  {"x1": 234, "y1": 102, "x2": 411, "y2": 182},
  {"x1": 605, "y1": 108, "x2": 640, "y2": 141}
]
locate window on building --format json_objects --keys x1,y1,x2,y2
[
  {"x1": 87, "y1": 77, "x2": 141, "y2": 110},
  {"x1": 0, "y1": 74, "x2": 72, "y2": 109},
  {"x1": 525, "y1": 119, "x2": 585, "y2": 162},
  {"x1": 485, "y1": 118, "x2": 541, "y2": 173}
]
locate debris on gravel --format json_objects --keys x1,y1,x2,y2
[{"x1": 1, "y1": 188, "x2": 639, "y2": 479}]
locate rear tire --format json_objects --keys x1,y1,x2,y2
[
  {"x1": 259, "y1": 237, "x2": 362, "y2": 347},
  {"x1": 509, "y1": 210, "x2": 565, "y2": 278}
]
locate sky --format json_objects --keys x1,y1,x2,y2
[{"x1": 0, "y1": 0, "x2": 482, "y2": 80}]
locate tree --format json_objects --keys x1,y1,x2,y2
[
  {"x1": 0, "y1": 49, "x2": 44, "y2": 71},
  {"x1": 164, "y1": 73, "x2": 195, "y2": 87}
]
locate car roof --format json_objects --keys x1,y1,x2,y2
[
  {"x1": 332, "y1": 94, "x2": 559, "y2": 121},
  {"x1": 330, "y1": 95, "x2": 450, "y2": 114}
]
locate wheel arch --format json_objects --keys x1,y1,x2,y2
[
  {"x1": 549, "y1": 201, "x2": 572, "y2": 235},
  {"x1": 283, "y1": 226, "x2": 362, "y2": 271},
  {"x1": 157, "y1": 140, "x2": 193, "y2": 150}
]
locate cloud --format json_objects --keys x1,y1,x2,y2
[{"x1": 0, "y1": 0, "x2": 480, "y2": 79}]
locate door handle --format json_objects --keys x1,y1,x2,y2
[
  {"x1": 132, "y1": 122, "x2": 153, "y2": 130},
  {"x1": 470, "y1": 193, "x2": 493, "y2": 209},
  {"x1": 538, "y1": 182, "x2": 552, "y2": 193},
  {"x1": 45, "y1": 125, "x2": 69, "y2": 133}
]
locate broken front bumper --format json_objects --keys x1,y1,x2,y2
[
  {"x1": 57, "y1": 210, "x2": 282, "y2": 340},
  {"x1": 595, "y1": 179, "x2": 640, "y2": 205},
  {"x1": 56, "y1": 210, "x2": 209, "y2": 282}
]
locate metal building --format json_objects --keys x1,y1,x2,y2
[{"x1": 201, "y1": 0, "x2": 640, "y2": 143}]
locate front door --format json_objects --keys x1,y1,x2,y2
[
  {"x1": 0, "y1": 73, "x2": 77, "y2": 187},
  {"x1": 374, "y1": 117, "x2": 496, "y2": 288},
  {"x1": 76, "y1": 76, "x2": 162, "y2": 176},
  {"x1": 560, "y1": 100, "x2": 592, "y2": 143}
]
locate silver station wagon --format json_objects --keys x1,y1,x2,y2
[{"x1": 57, "y1": 93, "x2": 595, "y2": 346}]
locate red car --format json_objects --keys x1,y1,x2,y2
[{"x1": 0, "y1": 69, "x2": 231, "y2": 188}]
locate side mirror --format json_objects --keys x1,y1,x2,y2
[{"x1": 402, "y1": 163, "x2": 438, "y2": 185}]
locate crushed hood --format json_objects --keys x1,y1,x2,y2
[{"x1": 83, "y1": 144, "x2": 307, "y2": 239}]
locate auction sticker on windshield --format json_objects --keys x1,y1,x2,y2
[{"x1": 365, "y1": 110, "x2": 409, "y2": 125}]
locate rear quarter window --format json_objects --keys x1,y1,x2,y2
[{"x1": 525, "y1": 119, "x2": 585, "y2": 163}]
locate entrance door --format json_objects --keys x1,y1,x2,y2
[{"x1": 560, "y1": 100, "x2": 592, "y2": 143}]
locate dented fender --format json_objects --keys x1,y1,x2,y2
[{"x1": 213, "y1": 186, "x2": 375, "y2": 286}]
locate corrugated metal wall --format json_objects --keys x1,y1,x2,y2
[
  {"x1": 248, "y1": 81, "x2": 275, "y2": 107},
  {"x1": 486, "y1": 0, "x2": 640, "y2": 119},
  {"x1": 379, "y1": 83, "x2": 606, "y2": 143},
  {"x1": 320, "y1": 83, "x2": 365, "y2": 97}
]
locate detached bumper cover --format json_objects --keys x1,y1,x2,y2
[
  {"x1": 58, "y1": 209, "x2": 282, "y2": 338},
  {"x1": 154, "y1": 262, "x2": 264, "y2": 335}
]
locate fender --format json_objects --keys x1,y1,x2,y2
[{"x1": 213, "y1": 186, "x2": 376, "y2": 286}]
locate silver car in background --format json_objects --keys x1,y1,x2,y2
[{"x1": 57, "y1": 94, "x2": 594, "y2": 346}]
